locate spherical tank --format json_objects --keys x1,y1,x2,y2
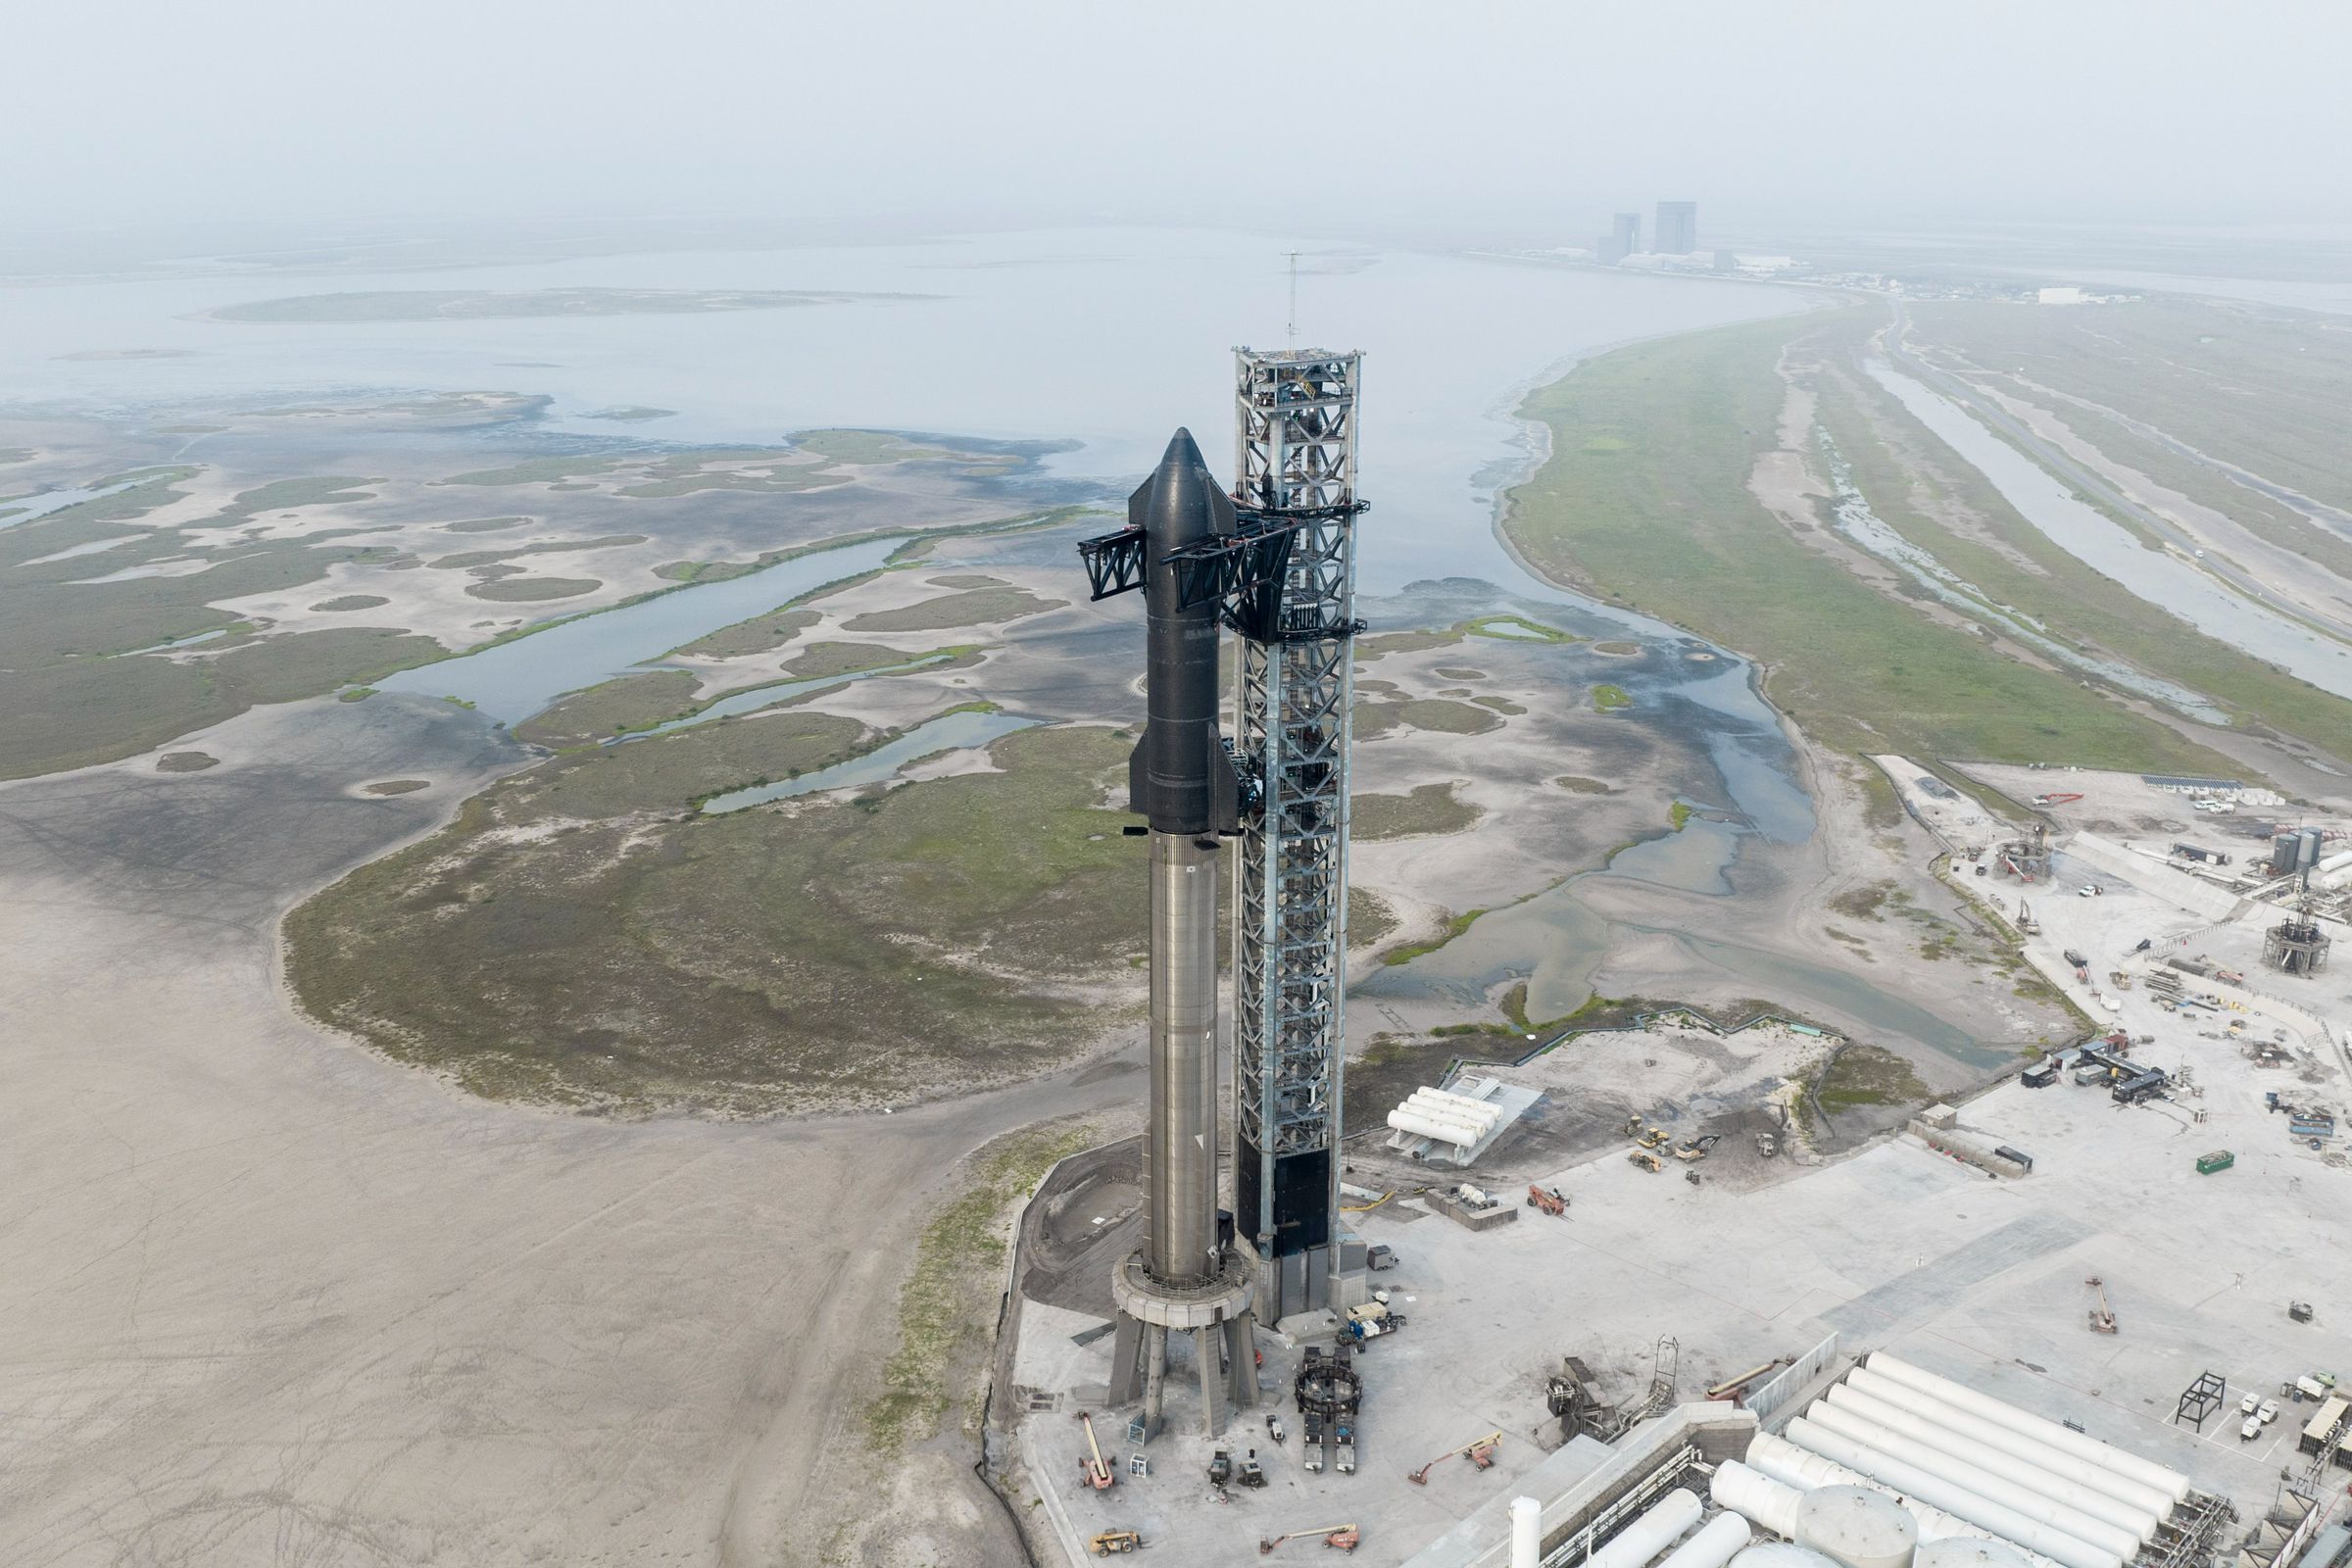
[{"x1": 1796, "y1": 1486, "x2": 1921, "y2": 1568}]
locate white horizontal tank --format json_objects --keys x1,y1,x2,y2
[
  {"x1": 1797, "y1": 1485, "x2": 1920, "y2": 1568},
  {"x1": 1732, "y1": 1545, "x2": 1842, "y2": 1568},
  {"x1": 1657, "y1": 1512, "x2": 1757, "y2": 1568},
  {"x1": 1916, "y1": 1542, "x2": 2034, "y2": 1568},
  {"x1": 1588, "y1": 1488, "x2": 1705, "y2": 1568}
]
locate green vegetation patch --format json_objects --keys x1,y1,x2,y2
[
  {"x1": 1433, "y1": 665, "x2": 1488, "y2": 680},
  {"x1": 1382, "y1": 906, "x2": 1488, "y2": 966},
  {"x1": 1463, "y1": 613, "x2": 1581, "y2": 644},
  {"x1": 1554, "y1": 775, "x2": 1614, "y2": 795},
  {"x1": 791, "y1": 429, "x2": 960, "y2": 466},
  {"x1": 1592, "y1": 683, "x2": 1632, "y2": 712},
  {"x1": 364, "y1": 779, "x2": 430, "y2": 796},
  {"x1": 310, "y1": 595, "x2": 390, "y2": 612},
  {"x1": 1812, "y1": 1042, "x2": 1932, "y2": 1114},
  {"x1": 1355, "y1": 628, "x2": 1463, "y2": 660},
  {"x1": 676, "y1": 608, "x2": 820, "y2": 660},
  {"x1": 1348, "y1": 886, "x2": 1399, "y2": 949},
  {"x1": 465, "y1": 575, "x2": 602, "y2": 602},
  {"x1": 1353, "y1": 781, "x2": 1483, "y2": 841},
  {"x1": 440, "y1": 516, "x2": 532, "y2": 534},
  {"x1": 429, "y1": 535, "x2": 643, "y2": 570},
  {"x1": 1473, "y1": 695, "x2": 1527, "y2": 714},
  {"x1": 1668, "y1": 801, "x2": 1695, "y2": 831},
  {"x1": 1502, "y1": 311, "x2": 2247, "y2": 777},
  {"x1": 784, "y1": 641, "x2": 920, "y2": 679},
  {"x1": 868, "y1": 1120, "x2": 1097, "y2": 1454},
  {"x1": 218, "y1": 476, "x2": 381, "y2": 520},
  {"x1": 156, "y1": 752, "x2": 218, "y2": 773},
  {"x1": 284, "y1": 724, "x2": 1149, "y2": 1115},
  {"x1": 842, "y1": 587, "x2": 1063, "y2": 634},
  {"x1": 1396, "y1": 698, "x2": 1502, "y2": 735},
  {"x1": 514, "y1": 670, "x2": 703, "y2": 749},
  {"x1": 208, "y1": 287, "x2": 913, "y2": 324}
]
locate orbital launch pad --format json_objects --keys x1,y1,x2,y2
[{"x1": 1081, "y1": 348, "x2": 1366, "y2": 1436}]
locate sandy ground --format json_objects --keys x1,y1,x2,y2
[{"x1": 0, "y1": 690, "x2": 1146, "y2": 1567}]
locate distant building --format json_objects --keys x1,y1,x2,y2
[
  {"x1": 1654, "y1": 200, "x2": 1698, "y2": 255},
  {"x1": 1595, "y1": 212, "x2": 1641, "y2": 265},
  {"x1": 2037, "y1": 285, "x2": 2089, "y2": 305}
]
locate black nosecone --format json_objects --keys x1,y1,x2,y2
[{"x1": 1129, "y1": 428, "x2": 1240, "y2": 835}]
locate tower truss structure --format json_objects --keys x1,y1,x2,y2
[{"x1": 1227, "y1": 348, "x2": 1363, "y2": 1322}]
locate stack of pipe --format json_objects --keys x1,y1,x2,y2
[
  {"x1": 1858, "y1": 1354, "x2": 2189, "y2": 1506},
  {"x1": 1388, "y1": 1087, "x2": 1504, "y2": 1149},
  {"x1": 1744, "y1": 1435, "x2": 2072, "y2": 1568}
]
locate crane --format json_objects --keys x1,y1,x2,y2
[
  {"x1": 1261, "y1": 1523, "x2": 1361, "y2": 1554},
  {"x1": 1077, "y1": 1411, "x2": 1115, "y2": 1489},
  {"x1": 2086, "y1": 1276, "x2": 2118, "y2": 1334},
  {"x1": 1407, "y1": 1429, "x2": 1502, "y2": 1485}
]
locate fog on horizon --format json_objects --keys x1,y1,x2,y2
[{"x1": 10, "y1": 0, "x2": 2351, "y2": 246}]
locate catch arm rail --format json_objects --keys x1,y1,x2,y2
[
  {"x1": 1167, "y1": 503, "x2": 1370, "y2": 641},
  {"x1": 1077, "y1": 525, "x2": 1148, "y2": 600}
]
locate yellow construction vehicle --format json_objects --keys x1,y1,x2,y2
[
  {"x1": 1628, "y1": 1149, "x2": 1663, "y2": 1173},
  {"x1": 1090, "y1": 1531, "x2": 1144, "y2": 1555},
  {"x1": 1637, "y1": 1128, "x2": 1670, "y2": 1150}
]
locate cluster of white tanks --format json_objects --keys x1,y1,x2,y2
[
  {"x1": 1742, "y1": 1352, "x2": 2186, "y2": 1568},
  {"x1": 1514, "y1": 1353, "x2": 2190, "y2": 1568},
  {"x1": 1388, "y1": 1087, "x2": 1506, "y2": 1151}
]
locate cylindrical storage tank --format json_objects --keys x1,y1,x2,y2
[
  {"x1": 1796, "y1": 1486, "x2": 1919, "y2": 1568},
  {"x1": 1806, "y1": 1399, "x2": 2156, "y2": 1545},
  {"x1": 1387, "y1": 1108, "x2": 1481, "y2": 1145},
  {"x1": 1784, "y1": 1419, "x2": 2124, "y2": 1568},
  {"x1": 1589, "y1": 1489, "x2": 1705, "y2": 1568},
  {"x1": 1916, "y1": 1542, "x2": 2033, "y2": 1568},
  {"x1": 1731, "y1": 1546, "x2": 1840, "y2": 1568},
  {"x1": 1863, "y1": 1353, "x2": 2189, "y2": 1504},
  {"x1": 1745, "y1": 1435, "x2": 2067, "y2": 1568},
  {"x1": 1513, "y1": 1496, "x2": 1544, "y2": 1568},
  {"x1": 1659, "y1": 1511, "x2": 1756, "y2": 1568},
  {"x1": 1715, "y1": 1460, "x2": 1804, "y2": 1538},
  {"x1": 1840, "y1": 1373, "x2": 2173, "y2": 1519}
]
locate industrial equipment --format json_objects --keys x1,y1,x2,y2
[
  {"x1": 1090, "y1": 1531, "x2": 1144, "y2": 1555},
  {"x1": 2086, "y1": 1277, "x2": 2118, "y2": 1334},
  {"x1": 1406, "y1": 1429, "x2": 1502, "y2": 1485},
  {"x1": 1239, "y1": 1448, "x2": 1266, "y2": 1488},
  {"x1": 1260, "y1": 1524, "x2": 1360, "y2": 1554},
  {"x1": 1268, "y1": 1413, "x2": 1287, "y2": 1444},
  {"x1": 1673, "y1": 1135, "x2": 1720, "y2": 1162},
  {"x1": 1527, "y1": 1184, "x2": 1567, "y2": 1216},
  {"x1": 1638, "y1": 1127, "x2": 1670, "y2": 1149},
  {"x1": 2290, "y1": 1301, "x2": 2315, "y2": 1323},
  {"x1": 1629, "y1": 1149, "x2": 1663, "y2": 1173},
  {"x1": 1078, "y1": 1412, "x2": 1115, "y2": 1490},
  {"x1": 1208, "y1": 1448, "x2": 1233, "y2": 1488},
  {"x1": 1756, "y1": 1130, "x2": 1778, "y2": 1157},
  {"x1": 2196, "y1": 1150, "x2": 2234, "y2": 1174}
]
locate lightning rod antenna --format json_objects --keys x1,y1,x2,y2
[{"x1": 1286, "y1": 251, "x2": 1299, "y2": 343}]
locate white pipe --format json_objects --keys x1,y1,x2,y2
[
  {"x1": 1715, "y1": 1460, "x2": 1803, "y2": 1537},
  {"x1": 1806, "y1": 1402, "x2": 2153, "y2": 1548},
  {"x1": 1387, "y1": 1108, "x2": 1481, "y2": 1146},
  {"x1": 1827, "y1": 1381, "x2": 2165, "y2": 1535},
  {"x1": 1659, "y1": 1512, "x2": 1756, "y2": 1568},
  {"x1": 1744, "y1": 1435, "x2": 2068, "y2": 1568},
  {"x1": 1513, "y1": 1496, "x2": 1544, "y2": 1568},
  {"x1": 1589, "y1": 1488, "x2": 1704, "y2": 1568},
  {"x1": 1840, "y1": 1373, "x2": 2173, "y2": 1520},
  {"x1": 1916, "y1": 1543, "x2": 2034, "y2": 1568},
  {"x1": 1863, "y1": 1353, "x2": 2189, "y2": 1504},
  {"x1": 1784, "y1": 1418, "x2": 2124, "y2": 1568}
]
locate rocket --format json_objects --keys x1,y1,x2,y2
[{"x1": 1127, "y1": 429, "x2": 1240, "y2": 1288}]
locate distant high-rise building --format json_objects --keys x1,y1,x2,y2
[
  {"x1": 1655, "y1": 201, "x2": 1698, "y2": 255},
  {"x1": 1596, "y1": 211, "x2": 1641, "y2": 265}
]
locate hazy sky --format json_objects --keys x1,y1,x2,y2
[{"x1": 10, "y1": 0, "x2": 2350, "y2": 236}]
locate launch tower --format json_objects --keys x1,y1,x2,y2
[{"x1": 1224, "y1": 349, "x2": 1364, "y2": 1322}]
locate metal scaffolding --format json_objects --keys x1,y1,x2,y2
[{"x1": 1228, "y1": 347, "x2": 1364, "y2": 1323}]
